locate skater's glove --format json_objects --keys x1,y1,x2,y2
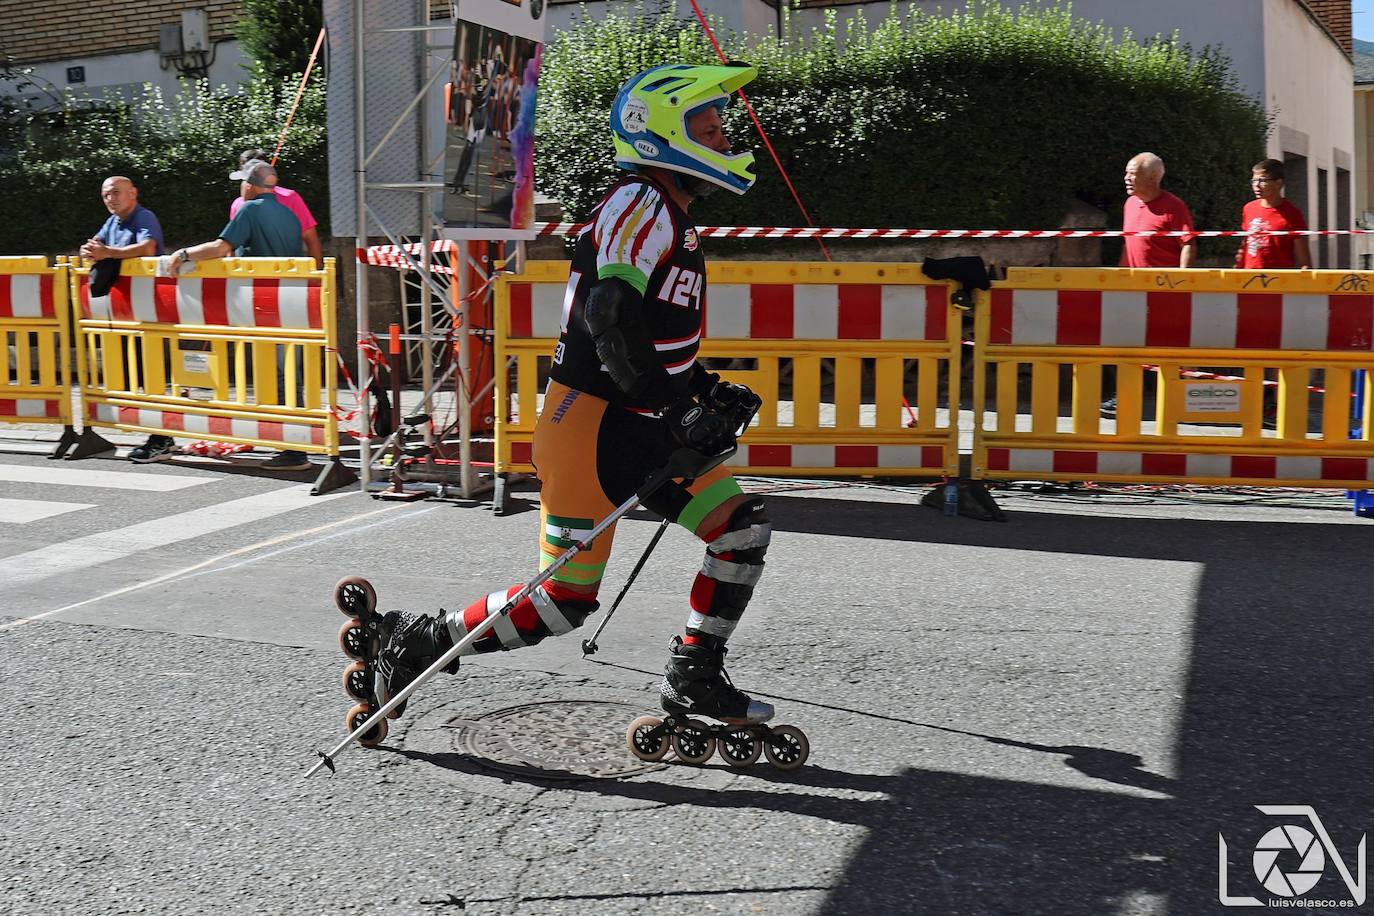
[
  {"x1": 704, "y1": 380, "x2": 762, "y2": 423},
  {"x1": 662, "y1": 396, "x2": 736, "y2": 456}
]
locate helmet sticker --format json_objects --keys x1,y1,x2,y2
[
  {"x1": 633, "y1": 139, "x2": 660, "y2": 158},
  {"x1": 682, "y1": 228, "x2": 699, "y2": 251},
  {"x1": 620, "y1": 97, "x2": 649, "y2": 134}
]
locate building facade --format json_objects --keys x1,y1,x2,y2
[{"x1": 0, "y1": 1, "x2": 248, "y2": 105}]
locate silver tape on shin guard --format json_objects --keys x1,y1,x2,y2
[
  {"x1": 707, "y1": 520, "x2": 771, "y2": 554},
  {"x1": 442, "y1": 591, "x2": 527, "y2": 654},
  {"x1": 529, "y1": 586, "x2": 577, "y2": 636},
  {"x1": 686, "y1": 610, "x2": 739, "y2": 640},
  {"x1": 701, "y1": 554, "x2": 764, "y2": 586}
]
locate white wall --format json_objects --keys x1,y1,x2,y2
[
  {"x1": 548, "y1": 0, "x2": 779, "y2": 43},
  {"x1": 12, "y1": 41, "x2": 251, "y2": 108},
  {"x1": 1264, "y1": 0, "x2": 1355, "y2": 267},
  {"x1": 788, "y1": 0, "x2": 1267, "y2": 102}
]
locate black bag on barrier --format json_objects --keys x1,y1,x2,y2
[
  {"x1": 89, "y1": 257, "x2": 122, "y2": 298},
  {"x1": 921, "y1": 256, "x2": 990, "y2": 310}
]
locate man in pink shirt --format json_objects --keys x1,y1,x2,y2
[
  {"x1": 1122, "y1": 152, "x2": 1196, "y2": 268},
  {"x1": 229, "y1": 148, "x2": 323, "y2": 267}
]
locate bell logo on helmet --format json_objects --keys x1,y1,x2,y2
[
  {"x1": 633, "y1": 139, "x2": 659, "y2": 158},
  {"x1": 620, "y1": 98, "x2": 649, "y2": 134}
]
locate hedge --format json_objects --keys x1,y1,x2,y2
[
  {"x1": 536, "y1": 2, "x2": 1269, "y2": 260},
  {"x1": 0, "y1": 75, "x2": 328, "y2": 255}
]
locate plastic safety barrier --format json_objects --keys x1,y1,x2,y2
[
  {"x1": 493, "y1": 260, "x2": 962, "y2": 479},
  {"x1": 0, "y1": 256, "x2": 75, "y2": 455},
  {"x1": 972, "y1": 267, "x2": 1374, "y2": 488},
  {"x1": 68, "y1": 257, "x2": 353, "y2": 491}
]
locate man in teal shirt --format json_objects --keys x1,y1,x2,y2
[{"x1": 162, "y1": 160, "x2": 311, "y2": 471}]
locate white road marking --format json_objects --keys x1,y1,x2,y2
[
  {"x1": 0, "y1": 502, "x2": 429, "y2": 629},
  {"x1": 0, "y1": 441, "x2": 62, "y2": 456},
  {"x1": 0, "y1": 484, "x2": 347, "y2": 591},
  {"x1": 0, "y1": 464, "x2": 210, "y2": 492},
  {"x1": 0, "y1": 497, "x2": 94, "y2": 524}
]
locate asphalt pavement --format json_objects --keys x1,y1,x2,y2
[{"x1": 1, "y1": 435, "x2": 1371, "y2": 915}]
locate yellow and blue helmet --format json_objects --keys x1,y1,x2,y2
[{"x1": 609, "y1": 63, "x2": 758, "y2": 195}]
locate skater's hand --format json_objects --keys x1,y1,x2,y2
[{"x1": 662, "y1": 396, "x2": 736, "y2": 456}]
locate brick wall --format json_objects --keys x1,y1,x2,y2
[
  {"x1": 0, "y1": 0, "x2": 244, "y2": 65},
  {"x1": 1303, "y1": 0, "x2": 1352, "y2": 55}
]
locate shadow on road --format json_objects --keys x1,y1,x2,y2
[{"x1": 407, "y1": 496, "x2": 1374, "y2": 913}]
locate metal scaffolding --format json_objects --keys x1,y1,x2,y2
[{"x1": 348, "y1": 0, "x2": 485, "y2": 499}]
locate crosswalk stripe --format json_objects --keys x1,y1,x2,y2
[
  {"x1": 0, "y1": 484, "x2": 348, "y2": 588},
  {"x1": 0, "y1": 497, "x2": 94, "y2": 524},
  {"x1": 0, "y1": 465, "x2": 210, "y2": 492}
]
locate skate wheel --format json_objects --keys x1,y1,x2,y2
[
  {"x1": 338, "y1": 619, "x2": 367, "y2": 660},
  {"x1": 341, "y1": 660, "x2": 370, "y2": 701},
  {"x1": 718, "y1": 727, "x2": 763, "y2": 768},
  {"x1": 625, "y1": 715, "x2": 669, "y2": 762},
  {"x1": 346, "y1": 702, "x2": 388, "y2": 748},
  {"x1": 334, "y1": 576, "x2": 377, "y2": 618},
  {"x1": 763, "y1": 724, "x2": 809, "y2": 770},
  {"x1": 671, "y1": 719, "x2": 716, "y2": 766}
]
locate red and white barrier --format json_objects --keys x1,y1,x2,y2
[
  {"x1": 505, "y1": 279, "x2": 951, "y2": 341},
  {"x1": 989, "y1": 288, "x2": 1374, "y2": 351},
  {"x1": 81, "y1": 276, "x2": 324, "y2": 330},
  {"x1": 86, "y1": 403, "x2": 326, "y2": 447},
  {"x1": 0, "y1": 274, "x2": 57, "y2": 318},
  {"x1": 987, "y1": 447, "x2": 1374, "y2": 483},
  {"x1": 726, "y1": 443, "x2": 948, "y2": 470}
]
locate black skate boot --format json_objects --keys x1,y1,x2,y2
[
  {"x1": 371, "y1": 611, "x2": 458, "y2": 719},
  {"x1": 627, "y1": 637, "x2": 807, "y2": 770},
  {"x1": 336, "y1": 575, "x2": 460, "y2": 748},
  {"x1": 660, "y1": 636, "x2": 774, "y2": 724}
]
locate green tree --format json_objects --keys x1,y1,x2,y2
[{"x1": 237, "y1": 0, "x2": 324, "y2": 83}]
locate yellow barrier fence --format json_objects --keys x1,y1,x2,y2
[
  {"x1": 0, "y1": 256, "x2": 75, "y2": 456},
  {"x1": 494, "y1": 260, "x2": 962, "y2": 479},
  {"x1": 972, "y1": 267, "x2": 1374, "y2": 488},
  {"x1": 68, "y1": 256, "x2": 353, "y2": 492}
]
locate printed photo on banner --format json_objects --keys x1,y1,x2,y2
[{"x1": 442, "y1": 0, "x2": 546, "y2": 240}]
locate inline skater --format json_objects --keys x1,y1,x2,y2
[{"x1": 348, "y1": 62, "x2": 776, "y2": 733}]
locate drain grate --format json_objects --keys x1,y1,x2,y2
[{"x1": 447, "y1": 699, "x2": 666, "y2": 780}]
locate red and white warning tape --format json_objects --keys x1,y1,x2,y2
[
  {"x1": 530, "y1": 223, "x2": 1374, "y2": 240},
  {"x1": 359, "y1": 224, "x2": 1374, "y2": 270},
  {"x1": 358, "y1": 240, "x2": 459, "y2": 273}
]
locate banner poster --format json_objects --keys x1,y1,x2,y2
[{"x1": 442, "y1": 0, "x2": 548, "y2": 240}]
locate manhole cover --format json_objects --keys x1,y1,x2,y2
[{"x1": 446, "y1": 699, "x2": 666, "y2": 779}]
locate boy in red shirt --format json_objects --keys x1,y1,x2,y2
[{"x1": 1236, "y1": 158, "x2": 1311, "y2": 269}]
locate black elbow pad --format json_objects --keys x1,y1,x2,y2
[{"x1": 584, "y1": 277, "x2": 673, "y2": 403}]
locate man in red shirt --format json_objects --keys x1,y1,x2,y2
[
  {"x1": 1104, "y1": 153, "x2": 1196, "y2": 417},
  {"x1": 1235, "y1": 158, "x2": 1311, "y2": 269},
  {"x1": 1122, "y1": 152, "x2": 1196, "y2": 268}
]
